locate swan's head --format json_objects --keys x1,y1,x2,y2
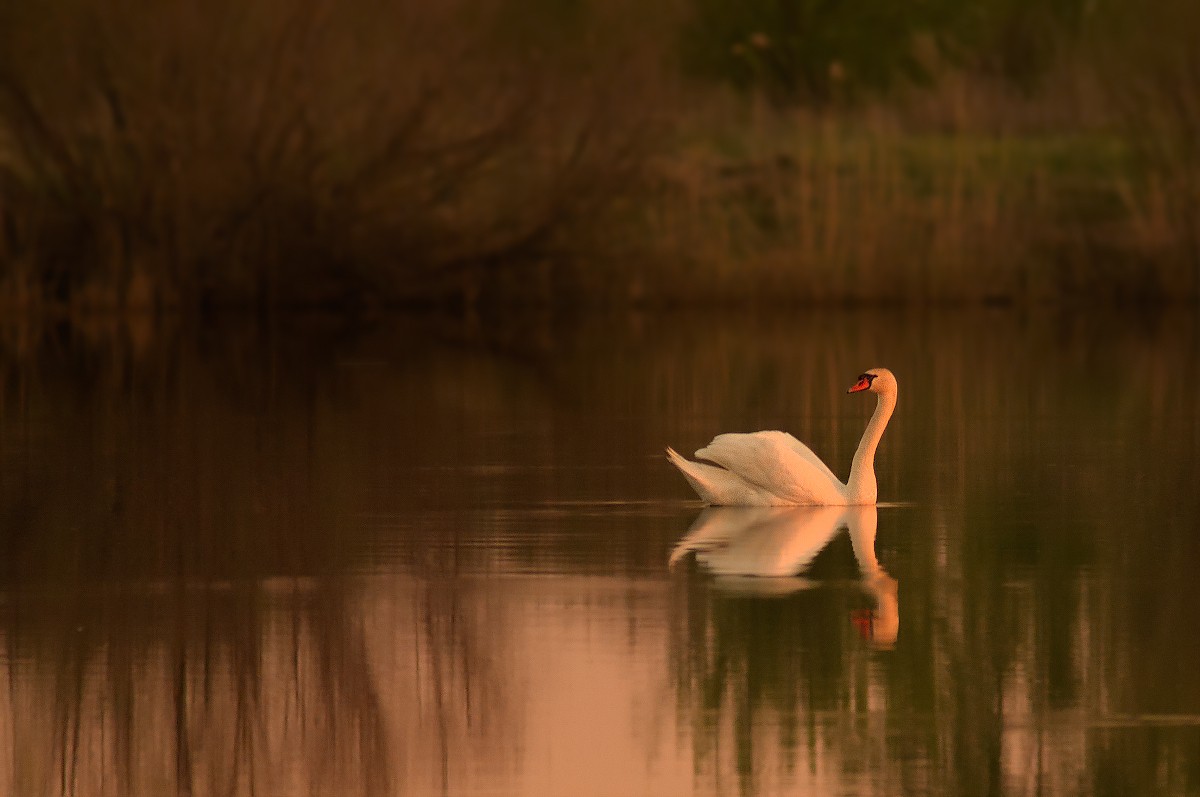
[{"x1": 847, "y1": 368, "x2": 896, "y2": 395}]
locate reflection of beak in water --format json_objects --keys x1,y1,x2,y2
[
  {"x1": 851, "y1": 573, "x2": 899, "y2": 650},
  {"x1": 670, "y1": 505, "x2": 898, "y2": 649}
]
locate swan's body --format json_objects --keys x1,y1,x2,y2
[{"x1": 667, "y1": 368, "x2": 897, "y2": 506}]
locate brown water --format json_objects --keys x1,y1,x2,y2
[{"x1": 1, "y1": 309, "x2": 1198, "y2": 797}]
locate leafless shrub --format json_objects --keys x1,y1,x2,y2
[{"x1": 0, "y1": 0, "x2": 661, "y2": 309}]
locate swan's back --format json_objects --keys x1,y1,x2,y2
[{"x1": 704, "y1": 431, "x2": 840, "y2": 485}]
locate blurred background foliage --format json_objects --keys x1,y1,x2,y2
[
  {"x1": 680, "y1": 0, "x2": 1095, "y2": 102},
  {"x1": 0, "y1": 0, "x2": 1196, "y2": 310}
]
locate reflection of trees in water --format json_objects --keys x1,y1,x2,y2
[
  {"x1": 409, "y1": 574, "x2": 518, "y2": 791},
  {"x1": 0, "y1": 324, "x2": 515, "y2": 796},
  {"x1": 936, "y1": 312, "x2": 1200, "y2": 797},
  {"x1": 669, "y1": 505, "x2": 914, "y2": 797},
  {"x1": 672, "y1": 521, "x2": 1199, "y2": 797},
  {"x1": 670, "y1": 575, "x2": 890, "y2": 796},
  {"x1": 1, "y1": 574, "x2": 514, "y2": 797},
  {"x1": 3, "y1": 583, "x2": 389, "y2": 796}
]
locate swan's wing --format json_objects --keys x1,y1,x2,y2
[
  {"x1": 695, "y1": 431, "x2": 844, "y2": 505},
  {"x1": 666, "y1": 447, "x2": 784, "y2": 506},
  {"x1": 768, "y1": 431, "x2": 842, "y2": 486}
]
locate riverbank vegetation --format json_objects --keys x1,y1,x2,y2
[{"x1": 0, "y1": 0, "x2": 1197, "y2": 311}]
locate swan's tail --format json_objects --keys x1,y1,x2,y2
[{"x1": 666, "y1": 446, "x2": 726, "y2": 505}]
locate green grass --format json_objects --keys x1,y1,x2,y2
[{"x1": 630, "y1": 103, "x2": 1193, "y2": 305}]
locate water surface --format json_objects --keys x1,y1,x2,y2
[{"x1": 1, "y1": 310, "x2": 1197, "y2": 796}]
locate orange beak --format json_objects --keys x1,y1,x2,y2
[{"x1": 847, "y1": 377, "x2": 871, "y2": 393}]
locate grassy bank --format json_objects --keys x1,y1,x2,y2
[{"x1": 632, "y1": 98, "x2": 1191, "y2": 305}]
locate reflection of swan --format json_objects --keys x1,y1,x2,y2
[
  {"x1": 666, "y1": 368, "x2": 897, "y2": 506},
  {"x1": 845, "y1": 508, "x2": 899, "y2": 649},
  {"x1": 669, "y1": 506, "x2": 844, "y2": 576},
  {"x1": 671, "y1": 505, "x2": 898, "y2": 648}
]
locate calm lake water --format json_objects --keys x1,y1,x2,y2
[{"x1": 1, "y1": 309, "x2": 1198, "y2": 797}]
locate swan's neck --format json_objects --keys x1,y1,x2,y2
[{"x1": 845, "y1": 389, "x2": 896, "y2": 504}]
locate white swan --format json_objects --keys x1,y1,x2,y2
[{"x1": 666, "y1": 368, "x2": 897, "y2": 506}]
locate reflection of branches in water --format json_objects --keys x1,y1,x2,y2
[
  {"x1": 1, "y1": 573, "x2": 517, "y2": 797},
  {"x1": 0, "y1": 322, "x2": 517, "y2": 796},
  {"x1": 387, "y1": 531, "x2": 519, "y2": 793},
  {"x1": 0, "y1": 531, "x2": 513, "y2": 795},
  {"x1": 414, "y1": 576, "x2": 514, "y2": 793},
  {"x1": 2, "y1": 580, "x2": 390, "y2": 797}
]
